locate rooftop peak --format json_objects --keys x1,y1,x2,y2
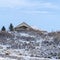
[
  {"x1": 14, "y1": 22, "x2": 32, "y2": 31},
  {"x1": 16, "y1": 22, "x2": 31, "y2": 28}
]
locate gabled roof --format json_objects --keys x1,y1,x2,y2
[{"x1": 15, "y1": 22, "x2": 32, "y2": 28}]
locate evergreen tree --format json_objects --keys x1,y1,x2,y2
[
  {"x1": 1, "y1": 26, "x2": 6, "y2": 31},
  {"x1": 9, "y1": 23, "x2": 14, "y2": 31}
]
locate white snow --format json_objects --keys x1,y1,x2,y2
[
  {"x1": 0, "y1": 57, "x2": 59, "y2": 60},
  {"x1": 0, "y1": 30, "x2": 60, "y2": 59},
  {"x1": 0, "y1": 57, "x2": 17, "y2": 60},
  {"x1": 20, "y1": 33, "x2": 35, "y2": 37}
]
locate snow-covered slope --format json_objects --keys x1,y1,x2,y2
[{"x1": 0, "y1": 30, "x2": 60, "y2": 60}]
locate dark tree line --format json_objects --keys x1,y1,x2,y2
[
  {"x1": 9, "y1": 23, "x2": 14, "y2": 31},
  {"x1": 1, "y1": 26, "x2": 6, "y2": 31},
  {"x1": 1, "y1": 23, "x2": 14, "y2": 31}
]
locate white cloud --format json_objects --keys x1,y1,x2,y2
[
  {"x1": 41, "y1": 2, "x2": 59, "y2": 9},
  {"x1": 0, "y1": 0, "x2": 59, "y2": 14},
  {"x1": 0, "y1": 0, "x2": 59, "y2": 9},
  {"x1": 0, "y1": 0, "x2": 27, "y2": 8},
  {"x1": 21, "y1": 11, "x2": 49, "y2": 14}
]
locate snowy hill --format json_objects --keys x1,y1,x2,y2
[{"x1": 0, "y1": 29, "x2": 60, "y2": 60}]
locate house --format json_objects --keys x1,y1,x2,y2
[
  {"x1": 14, "y1": 22, "x2": 47, "y2": 35},
  {"x1": 14, "y1": 22, "x2": 33, "y2": 31}
]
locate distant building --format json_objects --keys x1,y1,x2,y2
[
  {"x1": 14, "y1": 22, "x2": 33, "y2": 31},
  {"x1": 14, "y1": 22, "x2": 47, "y2": 34}
]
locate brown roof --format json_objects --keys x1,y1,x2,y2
[{"x1": 15, "y1": 22, "x2": 32, "y2": 28}]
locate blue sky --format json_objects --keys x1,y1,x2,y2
[{"x1": 0, "y1": 0, "x2": 60, "y2": 31}]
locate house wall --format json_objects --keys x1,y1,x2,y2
[{"x1": 14, "y1": 26, "x2": 32, "y2": 31}]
